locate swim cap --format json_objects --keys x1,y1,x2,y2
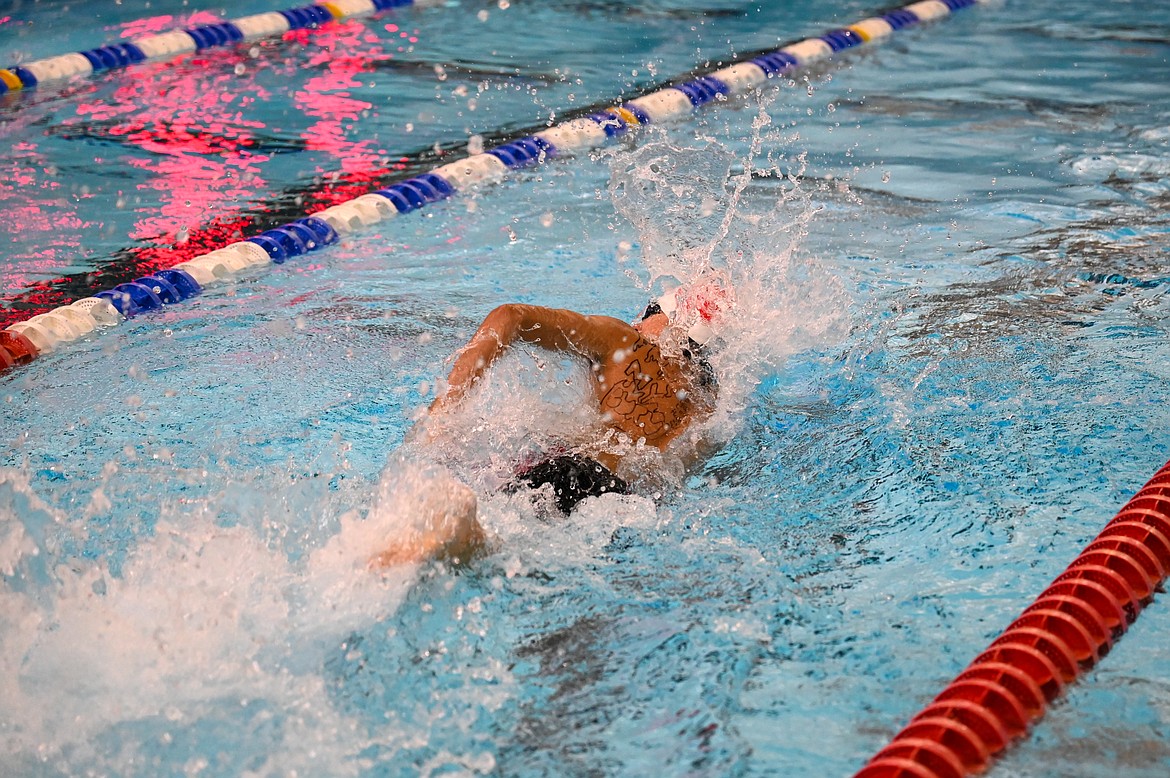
[{"x1": 655, "y1": 276, "x2": 734, "y2": 347}]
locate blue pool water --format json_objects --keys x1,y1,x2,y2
[{"x1": 3, "y1": 1, "x2": 1170, "y2": 775}]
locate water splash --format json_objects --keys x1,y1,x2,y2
[
  {"x1": 393, "y1": 102, "x2": 851, "y2": 513},
  {"x1": 607, "y1": 105, "x2": 851, "y2": 444},
  {"x1": 0, "y1": 467, "x2": 414, "y2": 775}
]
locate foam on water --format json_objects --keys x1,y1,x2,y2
[{"x1": 0, "y1": 465, "x2": 422, "y2": 775}]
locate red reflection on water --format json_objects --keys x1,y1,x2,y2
[
  {"x1": 131, "y1": 213, "x2": 257, "y2": 268},
  {"x1": 67, "y1": 29, "x2": 274, "y2": 249},
  {"x1": 0, "y1": 142, "x2": 96, "y2": 296},
  {"x1": 291, "y1": 20, "x2": 387, "y2": 175},
  {"x1": 1, "y1": 11, "x2": 434, "y2": 325},
  {"x1": 0, "y1": 211, "x2": 261, "y2": 329},
  {"x1": 119, "y1": 11, "x2": 222, "y2": 40}
]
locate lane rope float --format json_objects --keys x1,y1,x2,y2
[
  {"x1": 854, "y1": 457, "x2": 1170, "y2": 778},
  {"x1": 0, "y1": 0, "x2": 989, "y2": 370},
  {"x1": 0, "y1": 0, "x2": 441, "y2": 95}
]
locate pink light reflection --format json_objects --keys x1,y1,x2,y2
[
  {"x1": 292, "y1": 21, "x2": 390, "y2": 175},
  {"x1": 118, "y1": 11, "x2": 223, "y2": 40},
  {"x1": 66, "y1": 48, "x2": 276, "y2": 247},
  {"x1": 0, "y1": 149, "x2": 96, "y2": 294}
]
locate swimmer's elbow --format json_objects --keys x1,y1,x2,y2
[{"x1": 481, "y1": 304, "x2": 525, "y2": 339}]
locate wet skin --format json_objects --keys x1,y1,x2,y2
[
  {"x1": 372, "y1": 304, "x2": 715, "y2": 567},
  {"x1": 430, "y1": 304, "x2": 713, "y2": 471}
]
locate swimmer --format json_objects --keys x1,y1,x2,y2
[{"x1": 372, "y1": 277, "x2": 733, "y2": 566}]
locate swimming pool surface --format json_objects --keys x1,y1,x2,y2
[{"x1": 3, "y1": 1, "x2": 1170, "y2": 775}]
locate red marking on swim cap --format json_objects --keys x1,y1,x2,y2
[{"x1": 683, "y1": 280, "x2": 732, "y2": 323}]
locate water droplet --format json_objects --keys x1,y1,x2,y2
[
  {"x1": 234, "y1": 62, "x2": 246, "y2": 76},
  {"x1": 540, "y1": 212, "x2": 554, "y2": 227}
]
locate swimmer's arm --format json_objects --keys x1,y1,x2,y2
[{"x1": 430, "y1": 304, "x2": 632, "y2": 413}]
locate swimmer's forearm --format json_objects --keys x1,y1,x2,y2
[
  {"x1": 431, "y1": 305, "x2": 523, "y2": 411},
  {"x1": 429, "y1": 304, "x2": 619, "y2": 413}
]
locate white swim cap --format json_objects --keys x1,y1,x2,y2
[{"x1": 655, "y1": 276, "x2": 734, "y2": 346}]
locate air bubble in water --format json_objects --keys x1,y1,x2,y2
[
  {"x1": 467, "y1": 135, "x2": 484, "y2": 155},
  {"x1": 234, "y1": 63, "x2": 246, "y2": 76},
  {"x1": 477, "y1": 9, "x2": 489, "y2": 21}
]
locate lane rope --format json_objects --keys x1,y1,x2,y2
[
  {"x1": 0, "y1": 0, "x2": 987, "y2": 369},
  {"x1": 855, "y1": 458, "x2": 1170, "y2": 777},
  {"x1": 0, "y1": 0, "x2": 441, "y2": 95}
]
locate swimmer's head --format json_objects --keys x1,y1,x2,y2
[{"x1": 636, "y1": 274, "x2": 734, "y2": 348}]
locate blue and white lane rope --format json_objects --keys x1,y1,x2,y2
[
  {"x1": 0, "y1": 0, "x2": 439, "y2": 94},
  {"x1": 2, "y1": 0, "x2": 988, "y2": 366}
]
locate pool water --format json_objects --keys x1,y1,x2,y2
[{"x1": 3, "y1": 0, "x2": 1170, "y2": 776}]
